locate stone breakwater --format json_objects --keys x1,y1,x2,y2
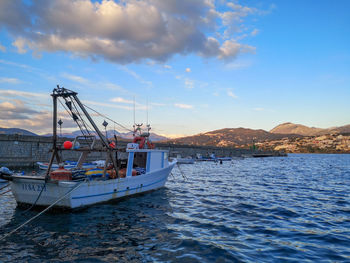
[{"x1": 0, "y1": 134, "x2": 280, "y2": 167}]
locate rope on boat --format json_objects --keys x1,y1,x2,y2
[
  {"x1": 0, "y1": 183, "x2": 9, "y2": 191},
  {"x1": 0, "y1": 189, "x2": 11, "y2": 196},
  {"x1": 0, "y1": 180, "x2": 86, "y2": 241}
]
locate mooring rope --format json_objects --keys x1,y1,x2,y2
[
  {"x1": 176, "y1": 163, "x2": 188, "y2": 180},
  {"x1": 0, "y1": 180, "x2": 86, "y2": 241},
  {"x1": 22, "y1": 180, "x2": 48, "y2": 214},
  {"x1": 0, "y1": 183, "x2": 9, "y2": 191},
  {"x1": 0, "y1": 189, "x2": 11, "y2": 196}
]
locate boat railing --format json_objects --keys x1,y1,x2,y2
[{"x1": 72, "y1": 135, "x2": 96, "y2": 150}]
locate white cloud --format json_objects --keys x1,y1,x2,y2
[
  {"x1": 83, "y1": 100, "x2": 133, "y2": 111},
  {"x1": 251, "y1": 29, "x2": 259, "y2": 36},
  {"x1": 0, "y1": 0, "x2": 263, "y2": 64},
  {"x1": 119, "y1": 66, "x2": 153, "y2": 88},
  {"x1": 12, "y1": 37, "x2": 27, "y2": 54},
  {"x1": 227, "y1": 89, "x2": 238, "y2": 99},
  {"x1": 186, "y1": 68, "x2": 191, "y2": 73},
  {"x1": 61, "y1": 73, "x2": 127, "y2": 93},
  {"x1": 219, "y1": 40, "x2": 255, "y2": 61},
  {"x1": 226, "y1": 60, "x2": 252, "y2": 70},
  {"x1": 253, "y1": 107, "x2": 264, "y2": 111},
  {"x1": 103, "y1": 82, "x2": 124, "y2": 92},
  {"x1": 151, "y1": 102, "x2": 166, "y2": 106},
  {"x1": 62, "y1": 73, "x2": 89, "y2": 84},
  {"x1": 0, "y1": 97, "x2": 64, "y2": 134},
  {"x1": 0, "y1": 77, "x2": 21, "y2": 84},
  {"x1": 174, "y1": 103, "x2": 193, "y2": 109},
  {"x1": 0, "y1": 59, "x2": 42, "y2": 72},
  {"x1": 84, "y1": 100, "x2": 147, "y2": 111},
  {"x1": 110, "y1": 97, "x2": 134, "y2": 104},
  {"x1": 213, "y1": 92, "x2": 219, "y2": 96},
  {"x1": 184, "y1": 78, "x2": 194, "y2": 89},
  {"x1": 164, "y1": 65, "x2": 172, "y2": 69},
  {"x1": 0, "y1": 89, "x2": 48, "y2": 101}
]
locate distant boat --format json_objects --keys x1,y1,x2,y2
[
  {"x1": 176, "y1": 155, "x2": 195, "y2": 164},
  {"x1": 252, "y1": 153, "x2": 274, "y2": 158},
  {"x1": 36, "y1": 160, "x2": 102, "y2": 170},
  {"x1": 196, "y1": 153, "x2": 232, "y2": 162},
  {"x1": 1, "y1": 87, "x2": 176, "y2": 209},
  {"x1": 252, "y1": 152, "x2": 287, "y2": 157}
]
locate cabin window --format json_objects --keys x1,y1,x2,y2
[{"x1": 133, "y1": 152, "x2": 147, "y2": 175}]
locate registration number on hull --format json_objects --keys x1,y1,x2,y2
[{"x1": 21, "y1": 183, "x2": 46, "y2": 192}]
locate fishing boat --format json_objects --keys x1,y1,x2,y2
[
  {"x1": 175, "y1": 154, "x2": 195, "y2": 164},
  {"x1": 0, "y1": 86, "x2": 176, "y2": 209},
  {"x1": 196, "y1": 153, "x2": 232, "y2": 162},
  {"x1": 36, "y1": 160, "x2": 102, "y2": 170}
]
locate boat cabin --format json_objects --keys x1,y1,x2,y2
[{"x1": 125, "y1": 149, "x2": 169, "y2": 177}]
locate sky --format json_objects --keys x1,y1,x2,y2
[{"x1": 0, "y1": 0, "x2": 349, "y2": 138}]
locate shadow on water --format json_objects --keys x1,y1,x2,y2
[{"x1": 0, "y1": 189, "x2": 178, "y2": 262}]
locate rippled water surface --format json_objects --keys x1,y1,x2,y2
[{"x1": 1, "y1": 154, "x2": 350, "y2": 262}]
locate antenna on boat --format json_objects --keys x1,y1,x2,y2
[
  {"x1": 133, "y1": 96, "x2": 136, "y2": 136},
  {"x1": 146, "y1": 97, "x2": 149, "y2": 126}
]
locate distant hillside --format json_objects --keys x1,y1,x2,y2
[
  {"x1": 270, "y1": 122, "x2": 350, "y2": 136},
  {"x1": 165, "y1": 128, "x2": 299, "y2": 147},
  {"x1": 0, "y1": 127, "x2": 37, "y2": 136},
  {"x1": 43, "y1": 129, "x2": 168, "y2": 141}
]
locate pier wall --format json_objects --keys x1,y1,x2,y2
[
  {"x1": 0, "y1": 134, "x2": 259, "y2": 168},
  {"x1": 0, "y1": 134, "x2": 106, "y2": 167}
]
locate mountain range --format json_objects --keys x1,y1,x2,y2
[
  {"x1": 0, "y1": 127, "x2": 38, "y2": 136},
  {"x1": 165, "y1": 123, "x2": 350, "y2": 147},
  {"x1": 2, "y1": 122, "x2": 350, "y2": 146},
  {"x1": 0, "y1": 127, "x2": 167, "y2": 141},
  {"x1": 165, "y1": 128, "x2": 299, "y2": 147},
  {"x1": 42, "y1": 129, "x2": 168, "y2": 141},
  {"x1": 270, "y1": 122, "x2": 350, "y2": 136}
]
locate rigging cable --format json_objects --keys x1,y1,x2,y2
[
  {"x1": 83, "y1": 104, "x2": 134, "y2": 133},
  {"x1": 0, "y1": 183, "x2": 9, "y2": 191},
  {"x1": 0, "y1": 189, "x2": 11, "y2": 196},
  {"x1": 58, "y1": 98, "x2": 93, "y2": 140},
  {"x1": 70, "y1": 97, "x2": 93, "y2": 136},
  {"x1": 63, "y1": 96, "x2": 91, "y2": 136}
]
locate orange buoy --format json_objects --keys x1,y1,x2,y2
[
  {"x1": 109, "y1": 141, "x2": 116, "y2": 149},
  {"x1": 63, "y1": 141, "x2": 73, "y2": 149}
]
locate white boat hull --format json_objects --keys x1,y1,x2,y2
[
  {"x1": 176, "y1": 158, "x2": 195, "y2": 164},
  {"x1": 10, "y1": 162, "x2": 176, "y2": 209}
]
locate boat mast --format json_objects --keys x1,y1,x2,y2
[{"x1": 52, "y1": 86, "x2": 118, "y2": 177}]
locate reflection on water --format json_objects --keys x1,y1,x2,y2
[{"x1": 1, "y1": 154, "x2": 350, "y2": 262}]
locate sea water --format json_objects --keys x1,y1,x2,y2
[{"x1": 0, "y1": 154, "x2": 350, "y2": 262}]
